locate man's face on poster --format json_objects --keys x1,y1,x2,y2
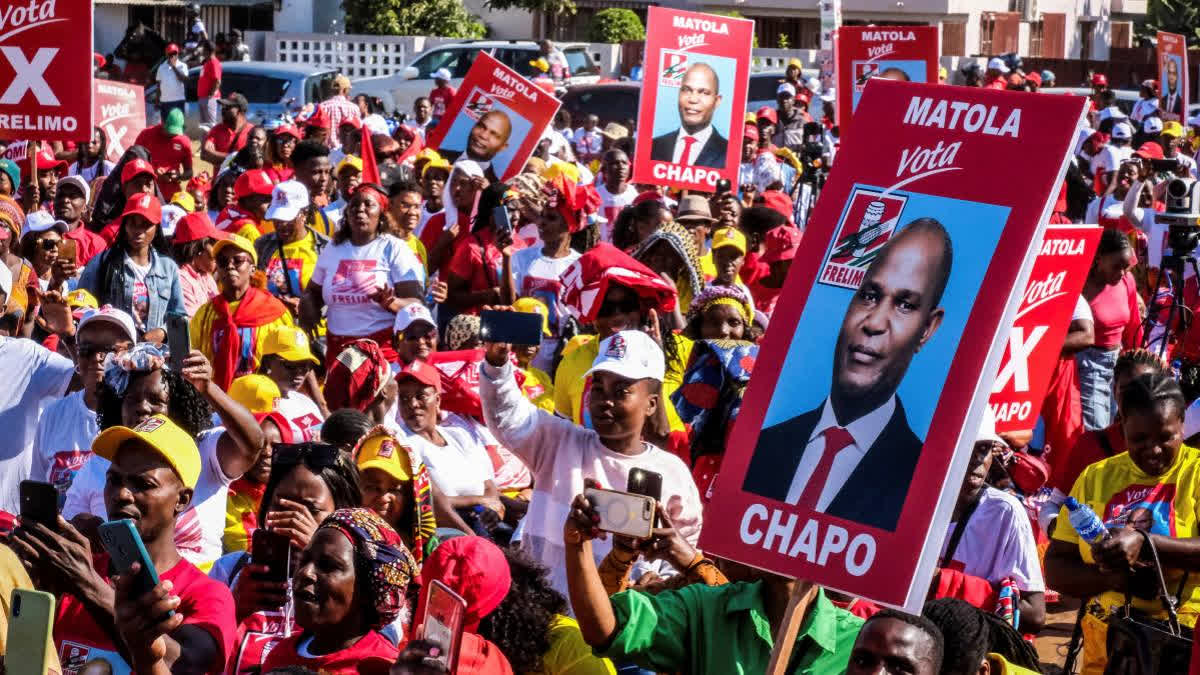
[
  {"x1": 1167, "y1": 58, "x2": 1179, "y2": 90},
  {"x1": 677, "y1": 64, "x2": 721, "y2": 133},
  {"x1": 833, "y1": 228, "x2": 948, "y2": 409},
  {"x1": 468, "y1": 110, "x2": 512, "y2": 162}
]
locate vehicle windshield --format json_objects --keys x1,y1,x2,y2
[
  {"x1": 410, "y1": 49, "x2": 468, "y2": 79},
  {"x1": 565, "y1": 48, "x2": 593, "y2": 76}
]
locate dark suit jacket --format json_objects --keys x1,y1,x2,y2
[
  {"x1": 1162, "y1": 92, "x2": 1185, "y2": 119},
  {"x1": 742, "y1": 399, "x2": 924, "y2": 532},
  {"x1": 649, "y1": 129, "x2": 728, "y2": 168}
]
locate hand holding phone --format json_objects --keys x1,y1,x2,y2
[
  {"x1": 418, "y1": 580, "x2": 467, "y2": 672},
  {"x1": 98, "y1": 519, "x2": 167, "y2": 604},
  {"x1": 6, "y1": 589, "x2": 55, "y2": 675},
  {"x1": 19, "y1": 480, "x2": 58, "y2": 531},
  {"x1": 250, "y1": 529, "x2": 292, "y2": 583},
  {"x1": 166, "y1": 315, "x2": 190, "y2": 373},
  {"x1": 583, "y1": 487, "x2": 656, "y2": 539},
  {"x1": 480, "y1": 309, "x2": 543, "y2": 347}
]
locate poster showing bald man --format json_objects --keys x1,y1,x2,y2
[
  {"x1": 632, "y1": 6, "x2": 753, "y2": 192},
  {"x1": 426, "y1": 51, "x2": 561, "y2": 183},
  {"x1": 835, "y1": 26, "x2": 938, "y2": 140},
  {"x1": 1157, "y1": 31, "x2": 1188, "y2": 122},
  {"x1": 699, "y1": 80, "x2": 1087, "y2": 611}
]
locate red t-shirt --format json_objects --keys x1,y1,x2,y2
[
  {"x1": 63, "y1": 225, "x2": 107, "y2": 266},
  {"x1": 134, "y1": 126, "x2": 193, "y2": 200},
  {"x1": 205, "y1": 122, "x2": 252, "y2": 155},
  {"x1": 429, "y1": 85, "x2": 457, "y2": 118},
  {"x1": 55, "y1": 554, "x2": 237, "y2": 674},
  {"x1": 199, "y1": 57, "x2": 222, "y2": 99},
  {"x1": 260, "y1": 630, "x2": 398, "y2": 675},
  {"x1": 447, "y1": 229, "x2": 505, "y2": 314}
]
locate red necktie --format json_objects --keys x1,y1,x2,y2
[
  {"x1": 797, "y1": 427, "x2": 855, "y2": 510},
  {"x1": 679, "y1": 136, "x2": 697, "y2": 163}
]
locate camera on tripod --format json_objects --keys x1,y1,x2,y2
[{"x1": 1162, "y1": 178, "x2": 1200, "y2": 256}]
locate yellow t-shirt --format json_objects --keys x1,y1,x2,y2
[
  {"x1": 519, "y1": 365, "x2": 556, "y2": 413},
  {"x1": 191, "y1": 297, "x2": 295, "y2": 378},
  {"x1": 223, "y1": 486, "x2": 259, "y2": 554},
  {"x1": 262, "y1": 234, "x2": 320, "y2": 296},
  {"x1": 699, "y1": 250, "x2": 718, "y2": 282},
  {"x1": 232, "y1": 221, "x2": 261, "y2": 243},
  {"x1": 404, "y1": 233, "x2": 428, "y2": 271},
  {"x1": 530, "y1": 614, "x2": 616, "y2": 675},
  {"x1": 1054, "y1": 444, "x2": 1200, "y2": 626}
]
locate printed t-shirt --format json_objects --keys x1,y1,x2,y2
[
  {"x1": 1054, "y1": 444, "x2": 1200, "y2": 626},
  {"x1": 596, "y1": 183, "x2": 637, "y2": 243},
  {"x1": 205, "y1": 123, "x2": 252, "y2": 156},
  {"x1": 191, "y1": 297, "x2": 295, "y2": 381},
  {"x1": 276, "y1": 390, "x2": 324, "y2": 441},
  {"x1": 404, "y1": 232, "x2": 428, "y2": 270},
  {"x1": 402, "y1": 425, "x2": 496, "y2": 497},
  {"x1": 262, "y1": 234, "x2": 320, "y2": 297},
  {"x1": 180, "y1": 263, "x2": 220, "y2": 317},
  {"x1": 939, "y1": 486, "x2": 1046, "y2": 591},
  {"x1": 223, "y1": 477, "x2": 264, "y2": 555},
  {"x1": 0, "y1": 336, "x2": 74, "y2": 514},
  {"x1": 519, "y1": 365, "x2": 555, "y2": 413},
  {"x1": 511, "y1": 246, "x2": 579, "y2": 336},
  {"x1": 429, "y1": 86, "x2": 456, "y2": 118},
  {"x1": 125, "y1": 258, "x2": 151, "y2": 330},
  {"x1": 441, "y1": 412, "x2": 532, "y2": 494},
  {"x1": 310, "y1": 234, "x2": 425, "y2": 336},
  {"x1": 133, "y1": 127, "x2": 193, "y2": 198},
  {"x1": 198, "y1": 57, "x2": 222, "y2": 99},
  {"x1": 55, "y1": 554, "x2": 237, "y2": 674},
  {"x1": 31, "y1": 390, "x2": 98, "y2": 507},
  {"x1": 260, "y1": 630, "x2": 397, "y2": 675}
]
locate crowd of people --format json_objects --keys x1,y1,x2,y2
[{"x1": 8, "y1": 34, "x2": 1200, "y2": 674}]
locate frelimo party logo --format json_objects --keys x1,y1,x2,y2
[{"x1": 819, "y1": 188, "x2": 908, "y2": 289}]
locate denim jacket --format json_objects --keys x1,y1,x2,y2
[{"x1": 79, "y1": 247, "x2": 185, "y2": 334}]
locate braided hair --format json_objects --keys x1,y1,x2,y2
[
  {"x1": 1114, "y1": 348, "x2": 1166, "y2": 382},
  {"x1": 862, "y1": 609, "x2": 945, "y2": 675},
  {"x1": 922, "y1": 598, "x2": 1041, "y2": 675},
  {"x1": 95, "y1": 368, "x2": 214, "y2": 437},
  {"x1": 1120, "y1": 371, "x2": 1186, "y2": 421}
]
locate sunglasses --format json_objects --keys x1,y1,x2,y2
[
  {"x1": 78, "y1": 341, "x2": 130, "y2": 359},
  {"x1": 596, "y1": 296, "x2": 641, "y2": 318},
  {"x1": 273, "y1": 442, "x2": 342, "y2": 469},
  {"x1": 39, "y1": 238, "x2": 61, "y2": 251}
]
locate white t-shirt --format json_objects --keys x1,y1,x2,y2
[
  {"x1": 939, "y1": 487, "x2": 1046, "y2": 592},
  {"x1": 125, "y1": 258, "x2": 152, "y2": 330},
  {"x1": 276, "y1": 390, "x2": 324, "y2": 441},
  {"x1": 69, "y1": 160, "x2": 116, "y2": 183},
  {"x1": 511, "y1": 247, "x2": 580, "y2": 336},
  {"x1": 0, "y1": 337, "x2": 74, "y2": 513},
  {"x1": 1131, "y1": 98, "x2": 1159, "y2": 123},
  {"x1": 1090, "y1": 144, "x2": 1133, "y2": 177},
  {"x1": 63, "y1": 428, "x2": 235, "y2": 565},
  {"x1": 156, "y1": 60, "x2": 188, "y2": 103},
  {"x1": 595, "y1": 183, "x2": 638, "y2": 243},
  {"x1": 1084, "y1": 194, "x2": 1123, "y2": 226},
  {"x1": 402, "y1": 426, "x2": 495, "y2": 497},
  {"x1": 1073, "y1": 295, "x2": 1093, "y2": 323},
  {"x1": 31, "y1": 390, "x2": 98, "y2": 507},
  {"x1": 310, "y1": 234, "x2": 425, "y2": 336}
]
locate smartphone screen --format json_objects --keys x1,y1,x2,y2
[
  {"x1": 19, "y1": 481, "x2": 58, "y2": 530},
  {"x1": 492, "y1": 204, "x2": 512, "y2": 240},
  {"x1": 419, "y1": 580, "x2": 467, "y2": 671},
  {"x1": 250, "y1": 529, "x2": 292, "y2": 583},
  {"x1": 627, "y1": 468, "x2": 663, "y2": 501},
  {"x1": 57, "y1": 238, "x2": 77, "y2": 265},
  {"x1": 166, "y1": 315, "x2": 190, "y2": 371},
  {"x1": 479, "y1": 309, "x2": 543, "y2": 346}
]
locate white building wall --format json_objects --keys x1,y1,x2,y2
[{"x1": 94, "y1": 5, "x2": 130, "y2": 56}]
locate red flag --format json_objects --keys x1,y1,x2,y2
[{"x1": 360, "y1": 127, "x2": 381, "y2": 185}]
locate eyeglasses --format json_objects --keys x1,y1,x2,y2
[
  {"x1": 216, "y1": 254, "x2": 253, "y2": 269},
  {"x1": 596, "y1": 296, "x2": 641, "y2": 318},
  {"x1": 39, "y1": 238, "x2": 61, "y2": 251},
  {"x1": 78, "y1": 341, "x2": 130, "y2": 359},
  {"x1": 273, "y1": 442, "x2": 342, "y2": 469}
]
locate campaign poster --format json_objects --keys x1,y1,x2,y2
[
  {"x1": 93, "y1": 80, "x2": 146, "y2": 163},
  {"x1": 700, "y1": 80, "x2": 1086, "y2": 611},
  {"x1": 836, "y1": 26, "x2": 938, "y2": 141},
  {"x1": 631, "y1": 6, "x2": 753, "y2": 192},
  {"x1": 426, "y1": 51, "x2": 560, "y2": 183},
  {"x1": 1158, "y1": 31, "x2": 1188, "y2": 122},
  {"x1": 988, "y1": 225, "x2": 1100, "y2": 433},
  {"x1": 0, "y1": 0, "x2": 93, "y2": 141}
]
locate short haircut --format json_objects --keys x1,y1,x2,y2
[
  {"x1": 1098, "y1": 226, "x2": 1131, "y2": 256},
  {"x1": 863, "y1": 609, "x2": 944, "y2": 674},
  {"x1": 320, "y1": 408, "x2": 373, "y2": 449},
  {"x1": 876, "y1": 217, "x2": 953, "y2": 308},
  {"x1": 415, "y1": 96, "x2": 430, "y2": 106},
  {"x1": 685, "y1": 62, "x2": 720, "y2": 93},
  {"x1": 290, "y1": 140, "x2": 329, "y2": 167},
  {"x1": 388, "y1": 179, "x2": 421, "y2": 198}
]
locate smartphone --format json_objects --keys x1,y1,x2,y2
[
  {"x1": 584, "y1": 487, "x2": 656, "y2": 539},
  {"x1": 19, "y1": 480, "x2": 58, "y2": 531},
  {"x1": 715, "y1": 178, "x2": 732, "y2": 195},
  {"x1": 627, "y1": 468, "x2": 663, "y2": 501},
  {"x1": 6, "y1": 589, "x2": 55, "y2": 675},
  {"x1": 492, "y1": 204, "x2": 513, "y2": 241},
  {"x1": 250, "y1": 529, "x2": 292, "y2": 583},
  {"x1": 57, "y1": 238, "x2": 77, "y2": 265},
  {"x1": 418, "y1": 579, "x2": 467, "y2": 672},
  {"x1": 479, "y1": 309, "x2": 543, "y2": 347},
  {"x1": 166, "y1": 314, "x2": 190, "y2": 372},
  {"x1": 98, "y1": 519, "x2": 169, "y2": 611}
]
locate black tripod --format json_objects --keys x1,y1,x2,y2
[{"x1": 1143, "y1": 249, "x2": 1200, "y2": 360}]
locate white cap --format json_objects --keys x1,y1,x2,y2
[
  {"x1": 1112, "y1": 121, "x2": 1134, "y2": 140},
  {"x1": 976, "y1": 406, "x2": 1006, "y2": 446},
  {"x1": 805, "y1": 76, "x2": 821, "y2": 93},
  {"x1": 393, "y1": 302, "x2": 435, "y2": 335},
  {"x1": 1098, "y1": 105, "x2": 1128, "y2": 122},
  {"x1": 1144, "y1": 116, "x2": 1164, "y2": 134},
  {"x1": 58, "y1": 175, "x2": 91, "y2": 204},
  {"x1": 987, "y1": 57, "x2": 1009, "y2": 73},
  {"x1": 776, "y1": 82, "x2": 796, "y2": 97},
  {"x1": 433, "y1": 68, "x2": 452, "y2": 82},
  {"x1": 586, "y1": 330, "x2": 665, "y2": 383},
  {"x1": 76, "y1": 306, "x2": 137, "y2": 344},
  {"x1": 266, "y1": 180, "x2": 310, "y2": 222},
  {"x1": 160, "y1": 204, "x2": 186, "y2": 238},
  {"x1": 0, "y1": 257, "x2": 10, "y2": 299},
  {"x1": 363, "y1": 115, "x2": 390, "y2": 136},
  {"x1": 21, "y1": 210, "x2": 66, "y2": 237}
]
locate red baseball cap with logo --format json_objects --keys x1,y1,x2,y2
[
  {"x1": 25, "y1": 148, "x2": 67, "y2": 178},
  {"x1": 395, "y1": 359, "x2": 443, "y2": 393},
  {"x1": 122, "y1": 158, "x2": 155, "y2": 183},
  {"x1": 762, "y1": 225, "x2": 802, "y2": 263},
  {"x1": 121, "y1": 193, "x2": 163, "y2": 224},
  {"x1": 743, "y1": 123, "x2": 760, "y2": 142},
  {"x1": 274, "y1": 124, "x2": 302, "y2": 140},
  {"x1": 173, "y1": 212, "x2": 230, "y2": 244},
  {"x1": 756, "y1": 106, "x2": 779, "y2": 125},
  {"x1": 234, "y1": 170, "x2": 275, "y2": 200}
]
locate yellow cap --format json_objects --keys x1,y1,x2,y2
[
  {"x1": 711, "y1": 227, "x2": 747, "y2": 255},
  {"x1": 171, "y1": 191, "x2": 197, "y2": 213},
  {"x1": 787, "y1": 57, "x2": 803, "y2": 69},
  {"x1": 356, "y1": 430, "x2": 415, "y2": 482},
  {"x1": 262, "y1": 325, "x2": 319, "y2": 364},
  {"x1": 744, "y1": 112, "x2": 758, "y2": 125},
  {"x1": 530, "y1": 57, "x2": 550, "y2": 72},
  {"x1": 543, "y1": 160, "x2": 579, "y2": 183},
  {"x1": 92, "y1": 414, "x2": 201, "y2": 489},
  {"x1": 1163, "y1": 121, "x2": 1185, "y2": 138},
  {"x1": 422, "y1": 156, "x2": 452, "y2": 178},
  {"x1": 212, "y1": 233, "x2": 258, "y2": 265},
  {"x1": 66, "y1": 288, "x2": 98, "y2": 309},
  {"x1": 513, "y1": 297, "x2": 552, "y2": 337},
  {"x1": 228, "y1": 374, "x2": 281, "y2": 414},
  {"x1": 336, "y1": 155, "x2": 363, "y2": 176}
]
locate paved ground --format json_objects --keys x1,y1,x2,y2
[{"x1": 1035, "y1": 598, "x2": 1081, "y2": 674}]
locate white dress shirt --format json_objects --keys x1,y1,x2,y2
[
  {"x1": 672, "y1": 125, "x2": 713, "y2": 164},
  {"x1": 784, "y1": 395, "x2": 897, "y2": 510}
]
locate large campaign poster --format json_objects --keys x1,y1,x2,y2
[
  {"x1": 1158, "y1": 31, "x2": 1188, "y2": 122},
  {"x1": 94, "y1": 80, "x2": 146, "y2": 164},
  {"x1": 700, "y1": 80, "x2": 1086, "y2": 611},
  {"x1": 988, "y1": 225, "x2": 1100, "y2": 433},
  {"x1": 836, "y1": 26, "x2": 938, "y2": 140},
  {"x1": 0, "y1": 1, "x2": 93, "y2": 141},
  {"x1": 426, "y1": 51, "x2": 560, "y2": 183},
  {"x1": 631, "y1": 7, "x2": 753, "y2": 192}
]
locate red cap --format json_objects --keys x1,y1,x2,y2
[
  {"x1": 395, "y1": 359, "x2": 442, "y2": 393},
  {"x1": 234, "y1": 170, "x2": 274, "y2": 200},
  {"x1": 1091, "y1": 73, "x2": 1108, "y2": 87},
  {"x1": 1026, "y1": 71, "x2": 1042, "y2": 87},
  {"x1": 27, "y1": 148, "x2": 66, "y2": 178},
  {"x1": 762, "y1": 225, "x2": 802, "y2": 263},
  {"x1": 631, "y1": 190, "x2": 664, "y2": 206},
  {"x1": 1136, "y1": 141, "x2": 1165, "y2": 160},
  {"x1": 756, "y1": 106, "x2": 778, "y2": 125},
  {"x1": 121, "y1": 158, "x2": 155, "y2": 183},
  {"x1": 121, "y1": 193, "x2": 162, "y2": 224},
  {"x1": 304, "y1": 106, "x2": 331, "y2": 130},
  {"x1": 165, "y1": 43, "x2": 181, "y2": 55},
  {"x1": 760, "y1": 189, "x2": 794, "y2": 224},
  {"x1": 418, "y1": 536, "x2": 511, "y2": 632},
  {"x1": 338, "y1": 115, "x2": 362, "y2": 129},
  {"x1": 173, "y1": 212, "x2": 230, "y2": 244},
  {"x1": 743, "y1": 123, "x2": 760, "y2": 142},
  {"x1": 274, "y1": 124, "x2": 302, "y2": 140}
]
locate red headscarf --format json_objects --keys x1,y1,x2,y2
[
  {"x1": 560, "y1": 243, "x2": 677, "y2": 323},
  {"x1": 211, "y1": 288, "x2": 289, "y2": 390},
  {"x1": 325, "y1": 339, "x2": 392, "y2": 412}
]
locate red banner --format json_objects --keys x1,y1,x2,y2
[
  {"x1": 94, "y1": 80, "x2": 145, "y2": 164},
  {"x1": 631, "y1": 6, "x2": 753, "y2": 192},
  {"x1": 699, "y1": 80, "x2": 1086, "y2": 610},
  {"x1": 0, "y1": 1, "x2": 93, "y2": 141},
  {"x1": 835, "y1": 26, "x2": 939, "y2": 140},
  {"x1": 426, "y1": 51, "x2": 560, "y2": 183},
  {"x1": 988, "y1": 225, "x2": 1100, "y2": 433},
  {"x1": 1157, "y1": 31, "x2": 1188, "y2": 122}
]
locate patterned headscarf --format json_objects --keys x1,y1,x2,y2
[
  {"x1": 324, "y1": 339, "x2": 392, "y2": 412},
  {"x1": 352, "y1": 426, "x2": 438, "y2": 565},
  {"x1": 632, "y1": 221, "x2": 704, "y2": 314},
  {"x1": 689, "y1": 285, "x2": 754, "y2": 325},
  {"x1": 445, "y1": 314, "x2": 481, "y2": 351},
  {"x1": 0, "y1": 195, "x2": 25, "y2": 240},
  {"x1": 103, "y1": 342, "x2": 167, "y2": 397},
  {"x1": 317, "y1": 508, "x2": 419, "y2": 630}
]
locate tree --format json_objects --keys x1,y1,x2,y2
[
  {"x1": 1139, "y1": 0, "x2": 1200, "y2": 43},
  {"x1": 588, "y1": 9, "x2": 645, "y2": 44},
  {"x1": 342, "y1": 0, "x2": 485, "y2": 38}
]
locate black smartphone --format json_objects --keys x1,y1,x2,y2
[
  {"x1": 627, "y1": 468, "x2": 663, "y2": 501},
  {"x1": 492, "y1": 204, "x2": 513, "y2": 241},
  {"x1": 18, "y1": 481, "x2": 57, "y2": 530},
  {"x1": 715, "y1": 178, "x2": 732, "y2": 195},
  {"x1": 479, "y1": 309, "x2": 543, "y2": 346},
  {"x1": 250, "y1": 529, "x2": 292, "y2": 583},
  {"x1": 166, "y1": 314, "x2": 190, "y2": 372}
]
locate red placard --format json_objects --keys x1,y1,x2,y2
[
  {"x1": 988, "y1": 225, "x2": 1100, "y2": 433},
  {"x1": 0, "y1": 1, "x2": 93, "y2": 141},
  {"x1": 836, "y1": 26, "x2": 938, "y2": 141},
  {"x1": 426, "y1": 51, "x2": 560, "y2": 183},
  {"x1": 94, "y1": 80, "x2": 145, "y2": 164},
  {"x1": 1157, "y1": 31, "x2": 1188, "y2": 122},
  {"x1": 631, "y1": 7, "x2": 753, "y2": 192},
  {"x1": 699, "y1": 79, "x2": 1086, "y2": 611}
]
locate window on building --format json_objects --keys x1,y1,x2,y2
[
  {"x1": 1029, "y1": 18, "x2": 1044, "y2": 58},
  {"x1": 979, "y1": 14, "x2": 995, "y2": 55},
  {"x1": 942, "y1": 21, "x2": 966, "y2": 56}
]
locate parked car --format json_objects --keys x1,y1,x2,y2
[
  {"x1": 745, "y1": 68, "x2": 821, "y2": 112},
  {"x1": 559, "y1": 82, "x2": 640, "y2": 130},
  {"x1": 145, "y1": 61, "x2": 338, "y2": 139},
  {"x1": 352, "y1": 40, "x2": 598, "y2": 115}
]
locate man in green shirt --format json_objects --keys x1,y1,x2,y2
[{"x1": 564, "y1": 488, "x2": 864, "y2": 674}]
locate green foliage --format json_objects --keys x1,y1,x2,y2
[
  {"x1": 588, "y1": 9, "x2": 645, "y2": 44},
  {"x1": 483, "y1": 0, "x2": 576, "y2": 19},
  {"x1": 342, "y1": 0, "x2": 485, "y2": 38},
  {"x1": 777, "y1": 33, "x2": 790, "y2": 50},
  {"x1": 1140, "y1": 0, "x2": 1200, "y2": 43}
]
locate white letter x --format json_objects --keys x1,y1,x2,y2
[
  {"x1": 0, "y1": 47, "x2": 58, "y2": 105},
  {"x1": 992, "y1": 325, "x2": 1048, "y2": 394}
]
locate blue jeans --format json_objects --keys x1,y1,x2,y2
[
  {"x1": 1077, "y1": 346, "x2": 1119, "y2": 431},
  {"x1": 159, "y1": 99, "x2": 185, "y2": 122}
]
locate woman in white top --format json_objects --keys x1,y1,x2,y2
[{"x1": 68, "y1": 127, "x2": 116, "y2": 183}]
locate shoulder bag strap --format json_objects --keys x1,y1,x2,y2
[
  {"x1": 1123, "y1": 528, "x2": 1183, "y2": 635},
  {"x1": 1096, "y1": 429, "x2": 1117, "y2": 457},
  {"x1": 941, "y1": 488, "x2": 985, "y2": 567}
]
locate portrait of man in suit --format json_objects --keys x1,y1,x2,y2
[
  {"x1": 1161, "y1": 56, "x2": 1185, "y2": 121},
  {"x1": 442, "y1": 109, "x2": 513, "y2": 182},
  {"x1": 650, "y1": 62, "x2": 729, "y2": 167},
  {"x1": 743, "y1": 217, "x2": 953, "y2": 532}
]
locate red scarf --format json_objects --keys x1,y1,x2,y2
[
  {"x1": 211, "y1": 287, "x2": 288, "y2": 389},
  {"x1": 217, "y1": 204, "x2": 258, "y2": 234}
]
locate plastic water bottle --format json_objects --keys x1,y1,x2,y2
[
  {"x1": 1064, "y1": 496, "x2": 1108, "y2": 544},
  {"x1": 1172, "y1": 359, "x2": 1184, "y2": 383}
]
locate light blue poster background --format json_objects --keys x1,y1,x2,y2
[
  {"x1": 852, "y1": 60, "x2": 928, "y2": 110},
  {"x1": 651, "y1": 51, "x2": 736, "y2": 139}
]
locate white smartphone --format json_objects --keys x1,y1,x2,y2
[{"x1": 584, "y1": 487, "x2": 656, "y2": 539}]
